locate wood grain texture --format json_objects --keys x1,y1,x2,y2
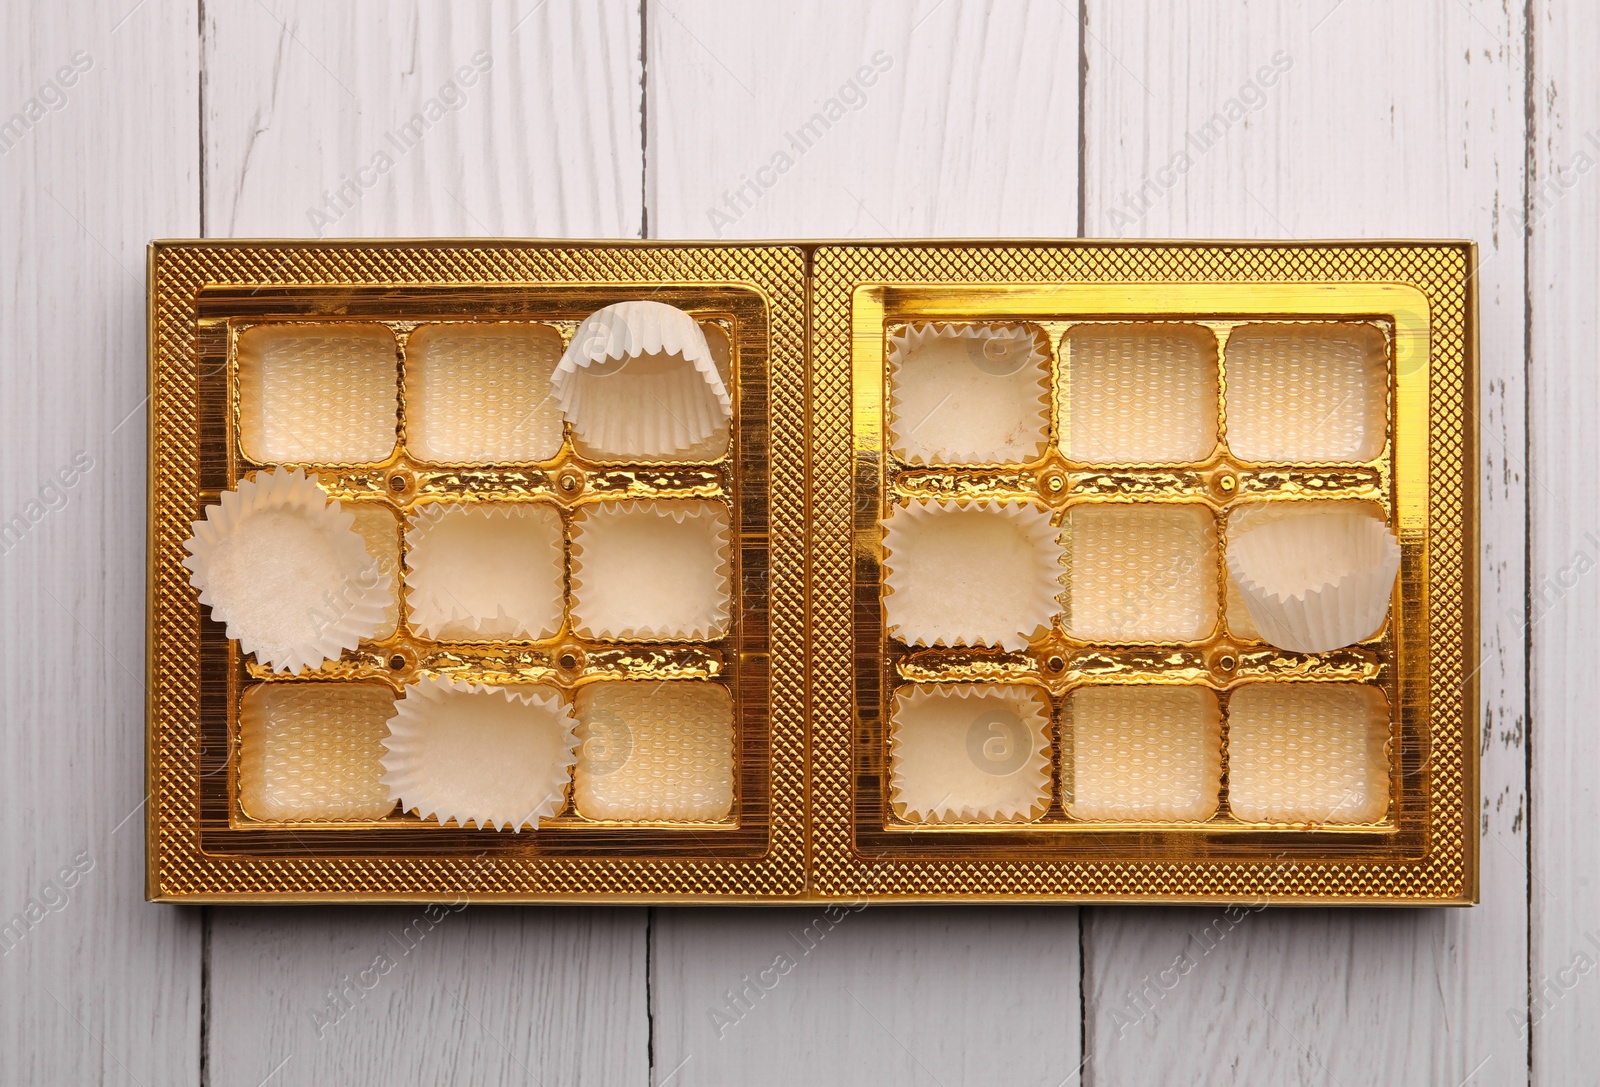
[
  {"x1": 1078, "y1": 1, "x2": 1530, "y2": 1084},
  {"x1": 645, "y1": 4, "x2": 1084, "y2": 1085},
  {"x1": 647, "y1": 0, "x2": 1081, "y2": 239},
  {"x1": 199, "y1": 3, "x2": 651, "y2": 1085},
  {"x1": 0, "y1": 1, "x2": 203, "y2": 1085},
  {"x1": 651, "y1": 906, "x2": 1084, "y2": 1087},
  {"x1": 206, "y1": 906, "x2": 648, "y2": 1087},
  {"x1": 1528, "y1": 0, "x2": 1600, "y2": 1080},
  {"x1": 203, "y1": 0, "x2": 645, "y2": 237}
]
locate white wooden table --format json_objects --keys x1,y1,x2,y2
[{"x1": 1, "y1": 1, "x2": 1588, "y2": 1083}]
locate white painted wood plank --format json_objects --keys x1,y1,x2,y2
[
  {"x1": 207, "y1": 906, "x2": 647, "y2": 1086},
  {"x1": 200, "y1": 3, "x2": 650, "y2": 1084},
  {"x1": 205, "y1": 0, "x2": 645, "y2": 238},
  {"x1": 0, "y1": 1, "x2": 203, "y2": 1084},
  {"x1": 1528, "y1": 0, "x2": 1600, "y2": 1081},
  {"x1": 1079, "y1": 2, "x2": 1529, "y2": 1084},
  {"x1": 648, "y1": 0, "x2": 1082, "y2": 240},
  {"x1": 646, "y1": 3, "x2": 1083, "y2": 1084},
  {"x1": 651, "y1": 906, "x2": 1084, "y2": 1087}
]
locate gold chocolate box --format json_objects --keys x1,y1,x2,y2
[{"x1": 146, "y1": 240, "x2": 1477, "y2": 905}]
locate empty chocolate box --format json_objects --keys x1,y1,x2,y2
[{"x1": 146, "y1": 240, "x2": 1477, "y2": 904}]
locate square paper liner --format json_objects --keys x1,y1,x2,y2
[
  {"x1": 1066, "y1": 685, "x2": 1222, "y2": 822},
  {"x1": 1223, "y1": 322, "x2": 1388, "y2": 463},
  {"x1": 238, "y1": 682, "x2": 396, "y2": 822},
  {"x1": 403, "y1": 502, "x2": 565, "y2": 642},
  {"x1": 886, "y1": 322, "x2": 1051, "y2": 464},
  {"x1": 889, "y1": 683, "x2": 1053, "y2": 824},
  {"x1": 1061, "y1": 322, "x2": 1219, "y2": 463},
  {"x1": 404, "y1": 322, "x2": 565, "y2": 464},
  {"x1": 1226, "y1": 683, "x2": 1391, "y2": 824},
  {"x1": 573, "y1": 681, "x2": 734, "y2": 822},
  {"x1": 1060, "y1": 502, "x2": 1218, "y2": 643},
  {"x1": 881, "y1": 498, "x2": 1062, "y2": 651},
  {"x1": 569, "y1": 499, "x2": 732, "y2": 641},
  {"x1": 236, "y1": 322, "x2": 399, "y2": 465}
]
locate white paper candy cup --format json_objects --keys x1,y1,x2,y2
[
  {"x1": 569, "y1": 499, "x2": 732, "y2": 641},
  {"x1": 889, "y1": 683, "x2": 1052, "y2": 823},
  {"x1": 887, "y1": 322, "x2": 1051, "y2": 465},
  {"x1": 404, "y1": 502, "x2": 566, "y2": 641},
  {"x1": 553, "y1": 300, "x2": 732, "y2": 457},
  {"x1": 181, "y1": 468, "x2": 393, "y2": 673},
  {"x1": 1225, "y1": 507, "x2": 1401, "y2": 654},
  {"x1": 882, "y1": 498, "x2": 1062, "y2": 651},
  {"x1": 380, "y1": 677, "x2": 577, "y2": 831}
]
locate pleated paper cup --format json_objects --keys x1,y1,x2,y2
[
  {"x1": 889, "y1": 683, "x2": 1052, "y2": 823},
  {"x1": 380, "y1": 676, "x2": 578, "y2": 831},
  {"x1": 886, "y1": 322, "x2": 1051, "y2": 465},
  {"x1": 403, "y1": 502, "x2": 566, "y2": 641},
  {"x1": 181, "y1": 468, "x2": 393, "y2": 673},
  {"x1": 569, "y1": 499, "x2": 733, "y2": 641},
  {"x1": 881, "y1": 498, "x2": 1063, "y2": 651},
  {"x1": 1225, "y1": 507, "x2": 1401, "y2": 654},
  {"x1": 553, "y1": 300, "x2": 732, "y2": 457}
]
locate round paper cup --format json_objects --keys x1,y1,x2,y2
[
  {"x1": 181, "y1": 468, "x2": 393, "y2": 673},
  {"x1": 553, "y1": 300, "x2": 731, "y2": 457},
  {"x1": 380, "y1": 676, "x2": 578, "y2": 831},
  {"x1": 1225, "y1": 506, "x2": 1401, "y2": 654}
]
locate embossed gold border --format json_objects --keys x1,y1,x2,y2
[{"x1": 809, "y1": 242, "x2": 1477, "y2": 904}]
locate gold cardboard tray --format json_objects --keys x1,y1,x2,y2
[{"x1": 147, "y1": 240, "x2": 1477, "y2": 904}]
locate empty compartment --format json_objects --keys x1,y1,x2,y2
[
  {"x1": 405, "y1": 323, "x2": 565, "y2": 464},
  {"x1": 887, "y1": 322, "x2": 1051, "y2": 465},
  {"x1": 348, "y1": 503, "x2": 401, "y2": 640},
  {"x1": 1226, "y1": 683, "x2": 1390, "y2": 824},
  {"x1": 1066, "y1": 685, "x2": 1222, "y2": 822},
  {"x1": 889, "y1": 683, "x2": 1052, "y2": 824},
  {"x1": 1060, "y1": 502, "x2": 1218, "y2": 643},
  {"x1": 237, "y1": 323, "x2": 398, "y2": 465},
  {"x1": 238, "y1": 682, "x2": 396, "y2": 822},
  {"x1": 404, "y1": 502, "x2": 565, "y2": 641},
  {"x1": 881, "y1": 499, "x2": 1063, "y2": 651},
  {"x1": 1061, "y1": 323, "x2": 1219, "y2": 464},
  {"x1": 570, "y1": 499, "x2": 732, "y2": 640},
  {"x1": 573, "y1": 681, "x2": 734, "y2": 821},
  {"x1": 1223, "y1": 322, "x2": 1388, "y2": 462}
]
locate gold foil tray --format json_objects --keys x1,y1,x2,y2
[{"x1": 147, "y1": 240, "x2": 1477, "y2": 905}]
